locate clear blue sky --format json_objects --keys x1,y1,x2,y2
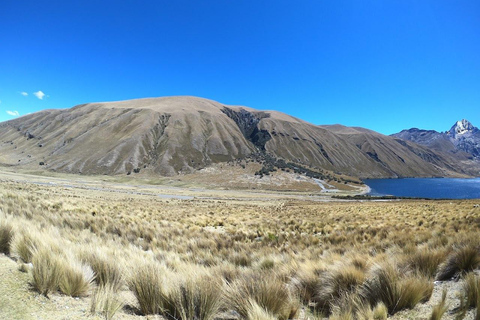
[{"x1": 1, "y1": 1, "x2": 479, "y2": 134}]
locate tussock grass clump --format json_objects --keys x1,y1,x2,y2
[
  {"x1": 259, "y1": 257, "x2": 275, "y2": 270},
  {"x1": 454, "y1": 273, "x2": 480, "y2": 319},
  {"x1": 313, "y1": 265, "x2": 365, "y2": 313},
  {"x1": 328, "y1": 311, "x2": 354, "y2": 320},
  {"x1": 404, "y1": 248, "x2": 447, "y2": 278},
  {"x1": 329, "y1": 292, "x2": 370, "y2": 320},
  {"x1": 436, "y1": 245, "x2": 480, "y2": 281},
  {"x1": 90, "y1": 283, "x2": 124, "y2": 320},
  {"x1": 329, "y1": 292, "x2": 386, "y2": 320},
  {"x1": 429, "y1": 288, "x2": 448, "y2": 320},
  {"x1": 246, "y1": 299, "x2": 276, "y2": 320},
  {"x1": 80, "y1": 250, "x2": 123, "y2": 291},
  {"x1": 231, "y1": 251, "x2": 252, "y2": 267},
  {"x1": 58, "y1": 259, "x2": 95, "y2": 297},
  {"x1": 128, "y1": 262, "x2": 165, "y2": 315},
  {"x1": 360, "y1": 261, "x2": 433, "y2": 315},
  {"x1": 291, "y1": 263, "x2": 324, "y2": 304},
  {"x1": 162, "y1": 274, "x2": 223, "y2": 320},
  {"x1": 31, "y1": 247, "x2": 60, "y2": 297},
  {"x1": 462, "y1": 272, "x2": 480, "y2": 309},
  {"x1": 13, "y1": 231, "x2": 39, "y2": 263},
  {"x1": 0, "y1": 220, "x2": 14, "y2": 255},
  {"x1": 372, "y1": 302, "x2": 388, "y2": 319},
  {"x1": 225, "y1": 273, "x2": 297, "y2": 320}
]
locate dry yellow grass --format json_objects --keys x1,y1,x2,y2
[{"x1": 0, "y1": 174, "x2": 480, "y2": 319}]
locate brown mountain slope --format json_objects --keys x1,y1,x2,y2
[
  {"x1": 0, "y1": 96, "x2": 476, "y2": 178},
  {"x1": 320, "y1": 125, "x2": 474, "y2": 177}
]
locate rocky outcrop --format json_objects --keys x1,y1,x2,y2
[{"x1": 221, "y1": 107, "x2": 272, "y2": 151}]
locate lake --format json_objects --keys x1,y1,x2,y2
[{"x1": 364, "y1": 178, "x2": 480, "y2": 199}]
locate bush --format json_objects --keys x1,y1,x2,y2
[
  {"x1": 58, "y1": 259, "x2": 95, "y2": 297},
  {"x1": 90, "y1": 283, "x2": 124, "y2": 320},
  {"x1": 31, "y1": 247, "x2": 60, "y2": 297},
  {"x1": 436, "y1": 245, "x2": 480, "y2": 281},
  {"x1": 360, "y1": 262, "x2": 433, "y2": 315},
  {"x1": 0, "y1": 221, "x2": 14, "y2": 255}
]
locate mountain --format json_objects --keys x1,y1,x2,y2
[
  {"x1": 392, "y1": 119, "x2": 480, "y2": 160},
  {"x1": 0, "y1": 96, "x2": 477, "y2": 179}
]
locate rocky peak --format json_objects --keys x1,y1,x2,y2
[
  {"x1": 392, "y1": 119, "x2": 480, "y2": 161},
  {"x1": 448, "y1": 119, "x2": 477, "y2": 138}
]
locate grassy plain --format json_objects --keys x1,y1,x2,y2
[{"x1": 1, "y1": 169, "x2": 480, "y2": 319}]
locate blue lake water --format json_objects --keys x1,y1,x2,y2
[{"x1": 364, "y1": 178, "x2": 480, "y2": 199}]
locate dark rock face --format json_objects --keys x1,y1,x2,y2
[
  {"x1": 392, "y1": 119, "x2": 480, "y2": 160},
  {"x1": 222, "y1": 107, "x2": 272, "y2": 151}
]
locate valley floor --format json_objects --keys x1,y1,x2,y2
[{"x1": 0, "y1": 169, "x2": 479, "y2": 320}]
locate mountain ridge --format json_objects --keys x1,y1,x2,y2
[
  {"x1": 392, "y1": 119, "x2": 480, "y2": 161},
  {"x1": 1, "y1": 96, "x2": 478, "y2": 180}
]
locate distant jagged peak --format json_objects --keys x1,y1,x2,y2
[{"x1": 448, "y1": 119, "x2": 477, "y2": 137}]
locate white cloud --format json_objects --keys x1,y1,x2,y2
[
  {"x1": 20, "y1": 92, "x2": 28, "y2": 96},
  {"x1": 33, "y1": 90, "x2": 46, "y2": 100},
  {"x1": 6, "y1": 110, "x2": 20, "y2": 117}
]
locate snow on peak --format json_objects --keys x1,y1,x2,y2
[{"x1": 449, "y1": 119, "x2": 475, "y2": 136}]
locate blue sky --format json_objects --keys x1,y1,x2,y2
[{"x1": 1, "y1": 1, "x2": 479, "y2": 134}]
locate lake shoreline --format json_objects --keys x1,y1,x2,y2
[{"x1": 363, "y1": 177, "x2": 480, "y2": 200}]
